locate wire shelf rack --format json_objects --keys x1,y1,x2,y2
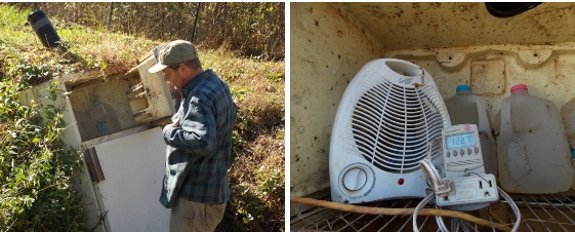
[{"x1": 291, "y1": 190, "x2": 575, "y2": 232}]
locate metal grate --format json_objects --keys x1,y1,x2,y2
[
  {"x1": 351, "y1": 81, "x2": 445, "y2": 174},
  {"x1": 291, "y1": 191, "x2": 575, "y2": 231}
]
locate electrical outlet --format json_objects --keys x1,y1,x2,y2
[{"x1": 436, "y1": 174, "x2": 498, "y2": 210}]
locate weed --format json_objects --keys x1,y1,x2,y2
[
  {"x1": 11, "y1": 63, "x2": 53, "y2": 87},
  {"x1": 0, "y1": 80, "x2": 84, "y2": 231},
  {"x1": 231, "y1": 87, "x2": 251, "y2": 101},
  {"x1": 257, "y1": 168, "x2": 283, "y2": 196},
  {"x1": 266, "y1": 72, "x2": 284, "y2": 82}
]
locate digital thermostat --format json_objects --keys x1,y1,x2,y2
[{"x1": 442, "y1": 124, "x2": 486, "y2": 178}]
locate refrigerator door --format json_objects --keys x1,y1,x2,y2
[{"x1": 93, "y1": 127, "x2": 169, "y2": 232}]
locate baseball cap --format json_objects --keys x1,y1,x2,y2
[{"x1": 148, "y1": 40, "x2": 199, "y2": 74}]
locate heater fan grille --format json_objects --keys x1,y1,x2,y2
[{"x1": 351, "y1": 81, "x2": 444, "y2": 173}]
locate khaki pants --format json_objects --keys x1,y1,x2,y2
[{"x1": 170, "y1": 198, "x2": 227, "y2": 232}]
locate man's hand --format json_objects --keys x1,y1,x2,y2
[{"x1": 171, "y1": 116, "x2": 181, "y2": 128}]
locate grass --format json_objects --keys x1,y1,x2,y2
[
  {"x1": 0, "y1": 4, "x2": 285, "y2": 232},
  {"x1": 203, "y1": 48, "x2": 285, "y2": 232}
]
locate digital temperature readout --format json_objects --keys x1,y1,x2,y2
[{"x1": 446, "y1": 132, "x2": 476, "y2": 149}]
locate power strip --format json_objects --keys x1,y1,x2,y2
[
  {"x1": 436, "y1": 174, "x2": 498, "y2": 210},
  {"x1": 415, "y1": 124, "x2": 520, "y2": 231},
  {"x1": 416, "y1": 159, "x2": 522, "y2": 232}
]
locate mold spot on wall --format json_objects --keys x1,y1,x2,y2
[
  {"x1": 554, "y1": 55, "x2": 575, "y2": 83},
  {"x1": 293, "y1": 94, "x2": 302, "y2": 105}
]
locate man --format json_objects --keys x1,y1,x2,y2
[{"x1": 148, "y1": 40, "x2": 236, "y2": 232}]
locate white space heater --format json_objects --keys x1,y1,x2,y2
[{"x1": 329, "y1": 58, "x2": 451, "y2": 203}]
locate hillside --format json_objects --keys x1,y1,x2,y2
[{"x1": 0, "y1": 4, "x2": 284, "y2": 231}]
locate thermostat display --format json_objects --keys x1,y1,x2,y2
[{"x1": 446, "y1": 133, "x2": 475, "y2": 149}]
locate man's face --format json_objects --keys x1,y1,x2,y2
[{"x1": 162, "y1": 66, "x2": 181, "y2": 88}]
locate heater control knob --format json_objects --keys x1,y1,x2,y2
[{"x1": 342, "y1": 167, "x2": 368, "y2": 191}]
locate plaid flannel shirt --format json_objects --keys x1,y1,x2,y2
[{"x1": 159, "y1": 69, "x2": 236, "y2": 208}]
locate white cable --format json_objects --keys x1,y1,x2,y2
[
  {"x1": 414, "y1": 160, "x2": 522, "y2": 232},
  {"x1": 415, "y1": 187, "x2": 521, "y2": 232},
  {"x1": 467, "y1": 172, "x2": 521, "y2": 232},
  {"x1": 436, "y1": 214, "x2": 449, "y2": 232},
  {"x1": 412, "y1": 192, "x2": 435, "y2": 232},
  {"x1": 414, "y1": 159, "x2": 450, "y2": 232},
  {"x1": 497, "y1": 186, "x2": 521, "y2": 232}
]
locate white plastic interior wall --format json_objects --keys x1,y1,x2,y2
[{"x1": 291, "y1": 2, "x2": 575, "y2": 197}]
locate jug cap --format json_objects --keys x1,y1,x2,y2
[
  {"x1": 456, "y1": 84, "x2": 471, "y2": 93},
  {"x1": 511, "y1": 84, "x2": 528, "y2": 93}
]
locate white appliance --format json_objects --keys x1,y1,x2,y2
[{"x1": 329, "y1": 58, "x2": 451, "y2": 203}]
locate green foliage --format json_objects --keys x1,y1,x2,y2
[
  {"x1": 266, "y1": 72, "x2": 284, "y2": 82},
  {"x1": 238, "y1": 208, "x2": 254, "y2": 224},
  {"x1": 229, "y1": 165, "x2": 284, "y2": 231},
  {"x1": 256, "y1": 168, "x2": 283, "y2": 197},
  {"x1": 0, "y1": 80, "x2": 84, "y2": 231},
  {"x1": 230, "y1": 87, "x2": 251, "y2": 102},
  {"x1": 10, "y1": 63, "x2": 55, "y2": 87},
  {"x1": 0, "y1": 5, "x2": 28, "y2": 28}
]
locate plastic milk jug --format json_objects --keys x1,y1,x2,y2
[
  {"x1": 498, "y1": 84, "x2": 574, "y2": 194},
  {"x1": 445, "y1": 84, "x2": 497, "y2": 176}
]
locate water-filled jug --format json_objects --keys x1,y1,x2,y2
[
  {"x1": 498, "y1": 84, "x2": 573, "y2": 194},
  {"x1": 445, "y1": 84, "x2": 497, "y2": 175}
]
